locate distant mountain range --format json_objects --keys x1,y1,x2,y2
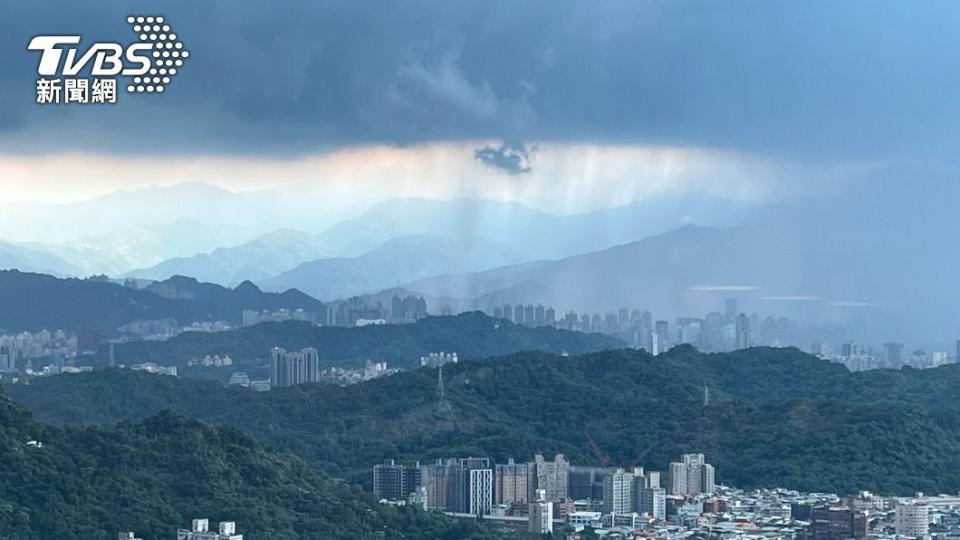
[
  {"x1": 124, "y1": 229, "x2": 334, "y2": 285},
  {"x1": 403, "y1": 224, "x2": 783, "y2": 313},
  {"x1": 121, "y1": 192, "x2": 755, "y2": 292},
  {"x1": 0, "y1": 271, "x2": 324, "y2": 332},
  {"x1": 0, "y1": 183, "x2": 277, "y2": 275},
  {"x1": 397, "y1": 206, "x2": 959, "y2": 343},
  {"x1": 1, "y1": 183, "x2": 757, "y2": 280},
  {"x1": 308, "y1": 194, "x2": 756, "y2": 259},
  {"x1": 257, "y1": 234, "x2": 521, "y2": 300},
  {"x1": 0, "y1": 241, "x2": 79, "y2": 276}
]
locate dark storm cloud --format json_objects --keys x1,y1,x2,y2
[
  {"x1": 2, "y1": 0, "x2": 960, "y2": 164},
  {"x1": 474, "y1": 142, "x2": 536, "y2": 175}
]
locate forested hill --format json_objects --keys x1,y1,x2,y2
[
  {"x1": 0, "y1": 270, "x2": 324, "y2": 332},
  {"x1": 102, "y1": 311, "x2": 624, "y2": 368},
  {"x1": 0, "y1": 388, "x2": 508, "y2": 540},
  {"x1": 11, "y1": 345, "x2": 960, "y2": 496}
]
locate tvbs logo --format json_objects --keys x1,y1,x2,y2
[{"x1": 28, "y1": 16, "x2": 189, "y2": 105}]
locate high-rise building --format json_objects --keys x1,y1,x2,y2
[
  {"x1": 421, "y1": 459, "x2": 459, "y2": 512},
  {"x1": 591, "y1": 313, "x2": 603, "y2": 332},
  {"x1": 932, "y1": 351, "x2": 949, "y2": 367},
  {"x1": 602, "y1": 468, "x2": 635, "y2": 515},
  {"x1": 568, "y1": 466, "x2": 609, "y2": 501},
  {"x1": 884, "y1": 342, "x2": 904, "y2": 367},
  {"x1": 669, "y1": 454, "x2": 715, "y2": 496},
  {"x1": 390, "y1": 295, "x2": 427, "y2": 321},
  {"x1": 528, "y1": 489, "x2": 554, "y2": 534},
  {"x1": 641, "y1": 310, "x2": 653, "y2": 331},
  {"x1": 676, "y1": 317, "x2": 703, "y2": 347},
  {"x1": 654, "y1": 320, "x2": 670, "y2": 354},
  {"x1": 269, "y1": 347, "x2": 320, "y2": 388},
  {"x1": 637, "y1": 482, "x2": 666, "y2": 520},
  {"x1": 618, "y1": 307, "x2": 630, "y2": 330},
  {"x1": 421, "y1": 458, "x2": 493, "y2": 515},
  {"x1": 702, "y1": 312, "x2": 725, "y2": 352},
  {"x1": 735, "y1": 313, "x2": 750, "y2": 350},
  {"x1": 896, "y1": 502, "x2": 930, "y2": 538},
  {"x1": 529, "y1": 454, "x2": 569, "y2": 503},
  {"x1": 465, "y1": 468, "x2": 494, "y2": 516},
  {"x1": 373, "y1": 459, "x2": 422, "y2": 501},
  {"x1": 724, "y1": 298, "x2": 738, "y2": 323},
  {"x1": 524, "y1": 304, "x2": 536, "y2": 326},
  {"x1": 495, "y1": 458, "x2": 529, "y2": 505}
]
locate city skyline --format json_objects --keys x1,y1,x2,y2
[{"x1": 3, "y1": 1, "x2": 960, "y2": 538}]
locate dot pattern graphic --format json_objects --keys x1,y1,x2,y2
[{"x1": 125, "y1": 16, "x2": 188, "y2": 94}]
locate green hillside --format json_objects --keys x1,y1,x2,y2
[
  {"x1": 12, "y1": 345, "x2": 960, "y2": 495},
  {"x1": 0, "y1": 389, "x2": 510, "y2": 540},
  {"x1": 102, "y1": 311, "x2": 624, "y2": 369}
]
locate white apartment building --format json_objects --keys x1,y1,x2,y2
[{"x1": 895, "y1": 502, "x2": 930, "y2": 538}]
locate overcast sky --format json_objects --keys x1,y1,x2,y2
[{"x1": 1, "y1": 0, "x2": 958, "y2": 208}]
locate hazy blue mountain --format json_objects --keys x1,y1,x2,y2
[
  {"x1": 0, "y1": 183, "x2": 289, "y2": 275},
  {"x1": 0, "y1": 271, "x2": 324, "y2": 332},
  {"x1": 313, "y1": 193, "x2": 757, "y2": 259},
  {"x1": 403, "y1": 225, "x2": 758, "y2": 312},
  {"x1": 30, "y1": 218, "x2": 242, "y2": 276},
  {"x1": 400, "y1": 209, "x2": 956, "y2": 344},
  {"x1": 126, "y1": 229, "x2": 334, "y2": 285},
  {"x1": 258, "y1": 234, "x2": 521, "y2": 300},
  {"x1": 0, "y1": 241, "x2": 80, "y2": 276},
  {"x1": 130, "y1": 193, "x2": 756, "y2": 289}
]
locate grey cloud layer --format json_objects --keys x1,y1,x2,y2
[{"x1": 2, "y1": 0, "x2": 959, "y2": 163}]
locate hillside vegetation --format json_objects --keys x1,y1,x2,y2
[
  {"x1": 0, "y1": 388, "x2": 511, "y2": 540},
  {"x1": 12, "y1": 345, "x2": 960, "y2": 495},
  {"x1": 103, "y1": 312, "x2": 623, "y2": 369}
]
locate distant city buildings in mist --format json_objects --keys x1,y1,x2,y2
[{"x1": 2, "y1": 291, "x2": 959, "y2": 385}]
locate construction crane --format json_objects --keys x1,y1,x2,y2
[{"x1": 586, "y1": 432, "x2": 609, "y2": 468}]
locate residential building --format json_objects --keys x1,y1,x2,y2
[
  {"x1": 374, "y1": 459, "x2": 422, "y2": 501},
  {"x1": 495, "y1": 458, "x2": 529, "y2": 505},
  {"x1": 669, "y1": 454, "x2": 715, "y2": 496},
  {"x1": 269, "y1": 347, "x2": 320, "y2": 388},
  {"x1": 735, "y1": 313, "x2": 750, "y2": 349},
  {"x1": 603, "y1": 468, "x2": 635, "y2": 514},
  {"x1": 568, "y1": 466, "x2": 609, "y2": 501},
  {"x1": 421, "y1": 458, "x2": 493, "y2": 515},
  {"x1": 896, "y1": 501, "x2": 930, "y2": 538},
  {"x1": 529, "y1": 453, "x2": 569, "y2": 503},
  {"x1": 636, "y1": 472, "x2": 666, "y2": 520},
  {"x1": 529, "y1": 489, "x2": 554, "y2": 534}
]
